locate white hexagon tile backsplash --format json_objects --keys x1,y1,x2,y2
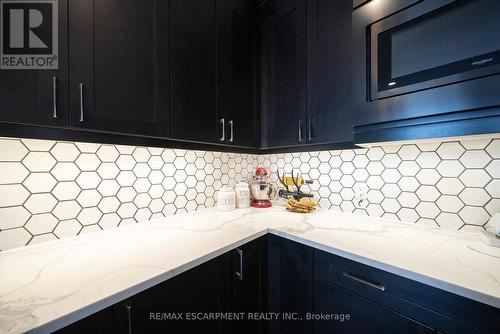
[
  {"x1": 0, "y1": 136, "x2": 499, "y2": 250},
  {"x1": 0, "y1": 138, "x2": 258, "y2": 250},
  {"x1": 258, "y1": 137, "x2": 500, "y2": 232}
]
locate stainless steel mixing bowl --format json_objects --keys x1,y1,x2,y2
[{"x1": 250, "y1": 182, "x2": 273, "y2": 200}]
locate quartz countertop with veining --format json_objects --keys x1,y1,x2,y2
[{"x1": 1, "y1": 206, "x2": 500, "y2": 333}]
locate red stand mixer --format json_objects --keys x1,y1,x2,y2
[{"x1": 250, "y1": 167, "x2": 273, "y2": 208}]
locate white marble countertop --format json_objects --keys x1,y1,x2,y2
[{"x1": 1, "y1": 206, "x2": 500, "y2": 333}]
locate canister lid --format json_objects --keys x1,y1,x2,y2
[
  {"x1": 235, "y1": 181, "x2": 249, "y2": 188},
  {"x1": 219, "y1": 186, "x2": 235, "y2": 193}
]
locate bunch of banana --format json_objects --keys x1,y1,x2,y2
[{"x1": 286, "y1": 198, "x2": 319, "y2": 213}]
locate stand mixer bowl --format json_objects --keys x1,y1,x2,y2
[{"x1": 250, "y1": 182, "x2": 273, "y2": 200}]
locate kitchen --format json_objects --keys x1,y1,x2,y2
[{"x1": 0, "y1": 0, "x2": 499, "y2": 333}]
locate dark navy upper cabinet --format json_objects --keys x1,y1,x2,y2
[
  {"x1": 306, "y1": 0, "x2": 353, "y2": 145},
  {"x1": 170, "y1": 0, "x2": 259, "y2": 147},
  {"x1": 68, "y1": 0, "x2": 169, "y2": 137},
  {"x1": 260, "y1": 0, "x2": 308, "y2": 148},
  {"x1": 352, "y1": 0, "x2": 500, "y2": 144},
  {"x1": 170, "y1": 0, "x2": 219, "y2": 144},
  {"x1": 261, "y1": 0, "x2": 354, "y2": 149},
  {"x1": 0, "y1": 0, "x2": 68, "y2": 128},
  {"x1": 219, "y1": 0, "x2": 260, "y2": 147}
]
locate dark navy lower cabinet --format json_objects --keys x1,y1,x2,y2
[
  {"x1": 314, "y1": 248, "x2": 498, "y2": 334},
  {"x1": 313, "y1": 278, "x2": 435, "y2": 334},
  {"x1": 56, "y1": 236, "x2": 500, "y2": 334},
  {"x1": 268, "y1": 235, "x2": 314, "y2": 334},
  {"x1": 113, "y1": 253, "x2": 233, "y2": 334},
  {"x1": 232, "y1": 236, "x2": 268, "y2": 334}
]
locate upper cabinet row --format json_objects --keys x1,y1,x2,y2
[
  {"x1": 0, "y1": 0, "x2": 259, "y2": 148},
  {"x1": 0, "y1": 0, "x2": 354, "y2": 151},
  {"x1": 2, "y1": 0, "x2": 499, "y2": 151}
]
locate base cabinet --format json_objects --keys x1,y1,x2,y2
[
  {"x1": 56, "y1": 236, "x2": 500, "y2": 334},
  {"x1": 268, "y1": 235, "x2": 313, "y2": 334},
  {"x1": 313, "y1": 278, "x2": 434, "y2": 334},
  {"x1": 114, "y1": 252, "x2": 232, "y2": 334},
  {"x1": 232, "y1": 236, "x2": 268, "y2": 334}
]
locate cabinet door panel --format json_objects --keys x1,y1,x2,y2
[
  {"x1": 314, "y1": 278, "x2": 435, "y2": 334},
  {"x1": 268, "y1": 235, "x2": 313, "y2": 334},
  {"x1": 170, "y1": 0, "x2": 218, "y2": 143},
  {"x1": 232, "y1": 236, "x2": 267, "y2": 334},
  {"x1": 69, "y1": 0, "x2": 168, "y2": 136},
  {"x1": 115, "y1": 253, "x2": 232, "y2": 334},
  {"x1": 0, "y1": 0, "x2": 68, "y2": 127},
  {"x1": 222, "y1": 0, "x2": 258, "y2": 147},
  {"x1": 261, "y1": 0, "x2": 307, "y2": 148},
  {"x1": 307, "y1": 0, "x2": 353, "y2": 144}
]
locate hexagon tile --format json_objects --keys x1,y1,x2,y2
[
  {"x1": 0, "y1": 136, "x2": 499, "y2": 251},
  {"x1": 259, "y1": 137, "x2": 500, "y2": 232},
  {"x1": 0, "y1": 137, "x2": 257, "y2": 250}
]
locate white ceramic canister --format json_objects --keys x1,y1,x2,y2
[
  {"x1": 217, "y1": 186, "x2": 236, "y2": 211},
  {"x1": 235, "y1": 182, "x2": 250, "y2": 208}
]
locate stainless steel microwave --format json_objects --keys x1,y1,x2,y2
[
  {"x1": 352, "y1": 0, "x2": 500, "y2": 142},
  {"x1": 372, "y1": 0, "x2": 500, "y2": 100}
]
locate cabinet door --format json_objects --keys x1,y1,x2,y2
[
  {"x1": 314, "y1": 278, "x2": 435, "y2": 334},
  {"x1": 232, "y1": 236, "x2": 267, "y2": 334},
  {"x1": 268, "y1": 235, "x2": 313, "y2": 334},
  {"x1": 306, "y1": 0, "x2": 353, "y2": 144},
  {"x1": 114, "y1": 253, "x2": 232, "y2": 334},
  {"x1": 0, "y1": 0, "x2": 68, "y2": 127},
  {"x1": 170, "y1": 0, "x2": 219, "y2": 143},
  {"x1": 261, "y1": 0, "x2": 307, "y2": 148},
  {"x1": 68, "y1": 0, "x2": 169, "y2": 137},
  {"x1": 220, "y1": 0, "x2": 259, "y2": 147}
]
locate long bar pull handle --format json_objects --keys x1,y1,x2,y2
[
  {"x1": 125, "y1": 302, "x2": 132, "y2": 334},
  {"x1": 219, "y1": 118, "x2": 225, "y2": 142},
  {"x1": 228, "y1": 120, "x2": 234, "y2": 143},
  {"x1": 52, "y1": 76, "x2": 58, "y2": 119},
  {"x1": 235, "y1": 248, "x2": 243, "y2": 280},
  {"x1": 298, "y1": 120, "x2": 303, "y2": 143},
  {"x1": 308, "y1": 117, "x2": 312, "y2": 141},
  {"x1": 342, "y1": 271, "x2": 386, "y2": 291},
  {"x1": 79, "y1": 83, "x2": 84, "y2": 123}
]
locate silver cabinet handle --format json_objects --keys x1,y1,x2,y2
[
  {"x1": 52, "y1": 76, "x2": 58, "y2": 119},
  {"x1": 308, "y1": 117, "x2": 312, "y2": 141},
  {"x1": 298, "y1": 120, "x2": 304, "y2": 142},
  {"x1": 219, "y1": 118, "x2": 225, "y2": 142},
  {"x1": 235, "y1": 248, "x2": 243, "y2": 280},
  {"x1": 342, "y1": 271, "x2": 385, "y2": 291},
  {"x1": 228, "y1": 120, "x2": 234, "y2": 143},
  {"x1": 79, "y1": 83, "x2": 84, "y2": 122},
  {"x1": 125, "y1": 302, "x2": 132, "y2": 334}
]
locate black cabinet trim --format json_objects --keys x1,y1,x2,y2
[
  {"x1": 354, "y1": 107, "x2": 500, "y2": 144},
  {"x1": 0, "y1": 122, "x2": 260, "y2": 154},
  {"x1": 0, "y1": 121, "x2": 359, "y2": 154}
]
